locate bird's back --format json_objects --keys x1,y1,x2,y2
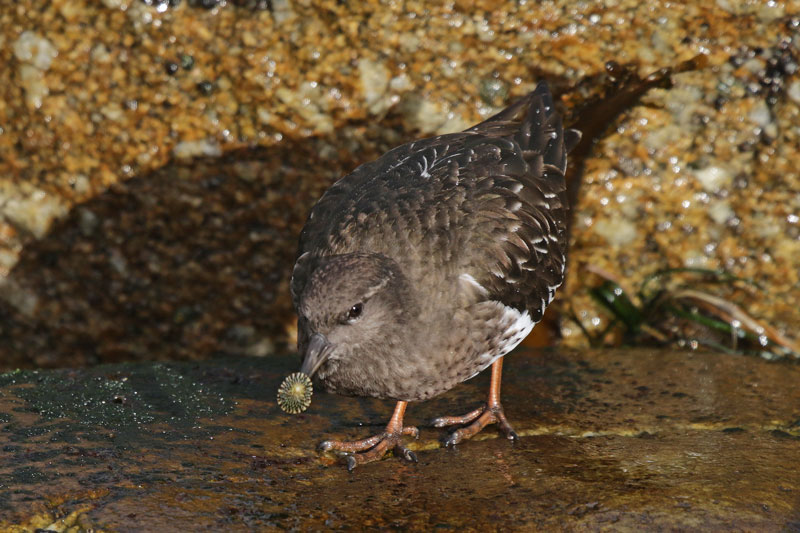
[{"x1": 292, "y1": 82, "x2": 577, "y2": 325}]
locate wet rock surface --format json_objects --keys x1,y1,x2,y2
[
  {"x1": 1, "y1": 1, "x2": 799, "y2": 368},
  {"x1": 2, "y1": 348, "x2": 799, "y2": 531}
]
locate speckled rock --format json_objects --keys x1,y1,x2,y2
[
  {"x1": 561, "y1": 29, "x2": 800, "y2": 349},
  {"x1": 0, "y1": 0, "x2": 799, "y2": 366}
]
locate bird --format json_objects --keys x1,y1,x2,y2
[{"x1": 290, "y1": 81, "x2": 580, "y2": 470}]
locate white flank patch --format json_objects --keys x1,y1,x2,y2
[
  {"x1": 500, "y1": 306, "x2": 535, "y2": 354},
  {"x1": 475, "y1": 304, "x2": 535, "y2": 372}
]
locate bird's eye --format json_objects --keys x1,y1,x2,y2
[{"x1": 346, "y1": 303, "x2": 363, "y2": 321}]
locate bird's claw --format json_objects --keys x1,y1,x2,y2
[
  {"x1": 443, "y1": 430, "x2": 462, "y2": 448},
  {"x1": 396, "y1": 445, "x2": 418, "y2": 463},
  {"x1": 317, "y1": 440, "x2": 337, "y2": 452}
]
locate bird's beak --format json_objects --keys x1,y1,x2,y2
[{"x1": 300, "y1": 332, "x2": 334, "y2": 378}]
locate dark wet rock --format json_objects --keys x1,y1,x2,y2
[
  {"x1": 188, "y1": 0, "x2": 221, "y2": 9},
  {"x1": 164, "y1": 61, "x2": 179, "y2": 76},
  {"x1": 196, "y1": 80, "x2": 215, "y2": 95},
  {"x1": 1, "y1": 348, "x2": 799, "y2": 530}
]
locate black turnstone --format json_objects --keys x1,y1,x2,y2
[{"x1": 289, "y1": 82, "x2": 579, "y2": 469}]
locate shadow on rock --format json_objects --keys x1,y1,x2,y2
[{"x1": 0, "y1": 127, "x2": 403, "y2": 370}]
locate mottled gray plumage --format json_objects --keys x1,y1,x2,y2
[{"x1": 291, "y1": 82, "x2": 577, "y2": 404}]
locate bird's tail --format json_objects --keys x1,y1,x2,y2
[{"x1": 469, "y1": 82, "x2": 581, "y2": 175}]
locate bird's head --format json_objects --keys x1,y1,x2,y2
[{"x1": 296, "y1": 252, "x2": 416, "y2": 380}]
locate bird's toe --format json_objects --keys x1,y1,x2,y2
[
  {"x1": 430, "y1": 405, "x2": 485, "y2": 428},
  {"x1": 494, "y1": 405, "x2": 519, "y2": 443}
]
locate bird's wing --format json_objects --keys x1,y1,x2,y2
[
  {"x1": 291, "y1": 82, "x2": 576, "y2": 321},
  {"x1": 458, "y1": 82, "x2": 575, "y2": 322}
]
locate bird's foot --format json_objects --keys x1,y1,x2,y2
[
  {"x1": 318, "y1": 426, "x2": 419, "y2": 471},
  {"x1": 431, "y1": 403, "x2": 518, "y2": 447}
]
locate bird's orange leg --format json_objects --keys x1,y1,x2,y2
[
  {"x1": 319, "y1": 400, "x2": 419, "y2": 470},
  {"x1": 431, "y1": 357, "x2": 518, "y2": 447}
]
